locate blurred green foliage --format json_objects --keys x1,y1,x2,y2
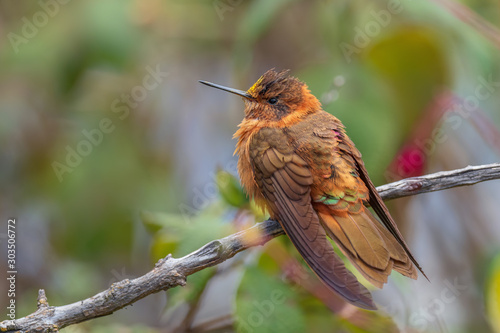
[
  {"x1": 487, "y1": 253, "x2": 500, "y2": 333},
  {"x1": 236, "y1": 265, "x2": 306, "y2": 333},
  {"x1": 215, "y1": 169, "x2": 248, "y2": 208}
]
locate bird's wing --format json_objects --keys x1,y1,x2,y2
[
  {"x1": 344, "y1": 136, "x2": 427, "y2": 279},
  {"x1": 251, "y1": 134, "x2": 376, "y2": 310},
  {"x1": 311, "y1": 124, "x2": 425, "y2": 284}
]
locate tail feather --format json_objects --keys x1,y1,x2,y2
[
  {"x1": 316, "y1": 204, "x2": 417, "y2": 289},
  {"x1": 369, "y1": 213, "x2": 417, "y2": 279},
  {"x1": 338, "y1": 213, "x2": 390, "y2": 269},
  {"x1": 347, "y1": 253, "x2": 393, "y2": 288}
]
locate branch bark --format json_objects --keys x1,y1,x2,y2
[{"x1": 2, "y1": 163, "x2": 500, "y2": 333}]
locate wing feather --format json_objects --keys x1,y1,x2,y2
[
  {"x1": 350, "y1": 144, "x2": 426, "y2": 279},
  {"x1": 254, "y1": 146, "x2": 376, "y2": 310}
]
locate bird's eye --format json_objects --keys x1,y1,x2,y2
[{"x1": 268, "y1": 97, "x2": 278, "y2": 105}]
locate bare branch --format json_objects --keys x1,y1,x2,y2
[
  {"x1": 377, "y1": 163, "x2": 500, "y2": 200},
  {"x1": 2, "y1": 163, "x2": 499, "y2": 333}
]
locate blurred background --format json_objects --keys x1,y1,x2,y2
[{"x1": 1, "y1": 0, "x2": 500, "y2": 332}]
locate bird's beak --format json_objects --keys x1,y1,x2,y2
[{"x1": 199, "y1": 80, "x2": 253, "y2": 100}]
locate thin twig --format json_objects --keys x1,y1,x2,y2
[{"x1": 1, "y1": 163, "x2": 499, "y2": 333}]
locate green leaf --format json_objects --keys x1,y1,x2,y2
[
  {"x1": 149, "y1": 231, "x2": 179, "y2": 262},
  {"x1": 235, "y1": 265, "x2": 306, "y2": 333},
  {"x1": 216, "y1": 169, "x2": 248, "y2": 208}
]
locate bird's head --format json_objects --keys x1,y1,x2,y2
[{"x1": 200, "y1": 69, "x2": 321, "y2": 124}]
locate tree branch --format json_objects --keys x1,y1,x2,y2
[
  {"x1": 376, "y1": 163, "x2": 500, "y2": 200},
  {"x1": 2, "y1": 163, "x2": 499, "y2": 333}
]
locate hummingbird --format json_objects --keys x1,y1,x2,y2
[{"x1": 199, "y1": 69, "x2": 425, "y2": 310}]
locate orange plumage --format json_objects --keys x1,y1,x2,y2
[{"x1": 200, "y1": 69, "x2": 425, "y2": 310}]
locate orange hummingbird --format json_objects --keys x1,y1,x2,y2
[{"x1": 199, "y1": 69, "x2": 425, "y2": 310}]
